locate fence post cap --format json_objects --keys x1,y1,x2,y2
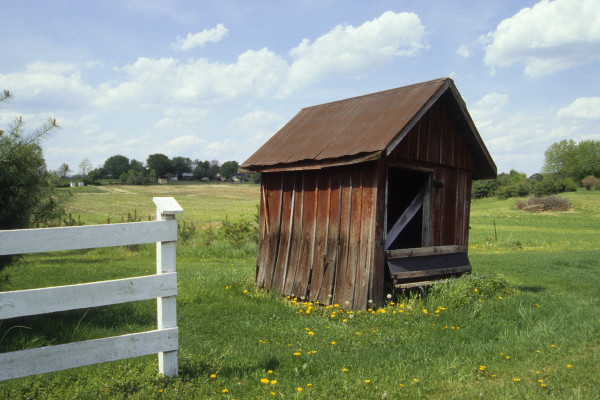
[{"x1": 153, "y1": 197, "x2": 183, "y2": 215}]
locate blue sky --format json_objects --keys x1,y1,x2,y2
[{"x1": 1, "y1": 0, "x2": 599, "y2": 176}]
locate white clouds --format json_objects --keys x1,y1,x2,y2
[
  {"x1": 0, "y1": 61, "x2": 94, "y2": 108},
  {"x1": 282, "y1": 11, "x2": 428, "y2": 95},
  {"x1": 483, "y1": 0, "x2": 600, "y2": 78},
  {"x1": 94, "y1": 11, "x2": 429, "y2": 106},
  {"x1": 557, "y1": 97, "x2": 600, "y2": 120},
  {"x1": 456, "y1": 44, "x2": 471, "y2": 58},
  {"x1": 171, "y1": 24, "x2": 229, "y2": 51},
  {"x1": 470, "y1": 92, "x2": 509, "y2": 130}
]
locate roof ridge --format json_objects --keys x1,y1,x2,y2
[{"x1": 301, "y1": 78, "x2": 450, "y2": 111}]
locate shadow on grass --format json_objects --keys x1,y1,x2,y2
[{"x1": 515, "y1": 285, "x2": 546, "y2": 293}]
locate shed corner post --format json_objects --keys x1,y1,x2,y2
[{"x1": 153, "y1": 197, "x2": 183, "y2": 377}]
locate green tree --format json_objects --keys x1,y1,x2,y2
[
  {"x1": 575, "y1": 140, "x2": 600, "y2": 180},
  {"x1": 147, "y1": 153, "x2": 173, "y2": 178},
  {"x1": 542, "y1": 139, "x2": 600, "y2": 181},
  {"x1": 171, "y1": 156, "x2": 192, "y2": 179},
  {"x1": 208, "y1": 159, "x2": 220, "y2": 180},
  {"x1": 57, "y1": 162, "x2": 70, "y2": 179},
  {"x1": 193, "y1": 160, "x2": 210, "y2": 179},
  {"x1": 102, "y1": 155, "x2": 130, "y2": 178},
  {"x1": 0, "y1": 90, "x2": 66, "y2": 238},
  {"x1": 220, "y1": 160, "x2": 239, "y2": 181}
]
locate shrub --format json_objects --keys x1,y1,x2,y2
[
  {"x1": 581, "y1": 175, "x2": 598, "y2": 190},
  {"x1": 531, "y1": 174, "x2": 577, "y2": 197},
  {"x1": 471, "y1": 179, "x2": 500, "y2": 199},
  {"x1": 178, "y1": 220, "x2": 197, "y2": 244},
  {"x1": 515, "y1": 196, "x2": 571, "y2": 212}
]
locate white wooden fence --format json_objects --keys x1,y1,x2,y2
[{"x1": 0, "y1": 197, "x2": 183, "y2": 381}]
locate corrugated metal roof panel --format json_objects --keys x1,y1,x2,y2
[{"x1": 242, "y1": 78, "x2": 447, "y2": 168}]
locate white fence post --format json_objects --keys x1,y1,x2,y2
[{"x1": 154, "y1": 197, "x2": 183, "y2": 377}]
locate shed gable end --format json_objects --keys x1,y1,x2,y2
[{"x1": 389, "y1": 101, "x2": 476, "y2": 172}]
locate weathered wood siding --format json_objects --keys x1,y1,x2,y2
[
  {"x1": 256, "y1": 163, "x2": 383, "y2": 309},
  {"x1": 389, "y1": 101, "x2": 474, "y2": 247}
]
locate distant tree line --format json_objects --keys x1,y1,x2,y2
[
  {"x1": 83, "y1": 154, "x2": 253, "y2": 184},
  {"x1": 473, "y1": 139, "x2": 600, "y2": 199}
]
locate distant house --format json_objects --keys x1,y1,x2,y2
[
  {"x1": 241, "y1": 78, "x2": 496, "y2": 309},
  {"x1": 234, "y1": 172, "x2": 249, "y2": 182},
  {"x1": 181, "y1": 173, "x2": 194, "y2": 180}
]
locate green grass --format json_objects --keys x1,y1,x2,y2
[{"x1": 1, "y1": 186, "x2": 598, "y2": 399}]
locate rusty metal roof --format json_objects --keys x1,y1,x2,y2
[{"x1": 241, "y1": 78, "x2": 496, "y2": 178}]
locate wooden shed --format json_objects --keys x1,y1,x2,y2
[{"x1": 241, "y1": 78, "x2": 496, "y2": 309}]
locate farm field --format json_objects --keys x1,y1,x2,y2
[{"x1": 1, "y1": 184, "x2": 598, "y2": 399}]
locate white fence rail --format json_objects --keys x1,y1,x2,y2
[{"x1": 0, "y1": 197, "x2": 182, "y2": 381}]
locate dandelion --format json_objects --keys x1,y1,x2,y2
[
  {"x1": 271, "y1": 380, "x2": 277, "y2": 385},
  {"x1": 159, "y1": 389, "x2": 163, "y2": 393},
  {"x1": 243, "y1": 290, "x2": 248, "y2": 294},
  {"x1": 308, "y1": 331, "x2": 314, "y2": 335},
  {"x1": 567, "y1": 364, "x2": 572, "y2": 368},
  {"x1": 541, "y1": 383, "x2": 547, "y2": 388},
  {"x1": 296, "y1": 387, "x2": 303, "y2": 392},
  {"x1": 365, "y1": 380, "x2": 371, "y2": 383},
  {"x1": 210, "y1": 374, "x2": 217, "y2": 379},
  {"x1": 413, "y1": 378, "x2": 419, "y2": 383},
  {"x1": 474, "y1": 288, "x2": 479, "y2": 293},
  {"x1": 268, "y1": 370, "x2": 273, "y2": 374},
  {"x1": 331, "y1": 341, "x2": 336, "y2": 345},
  {"x1": 536, "y1": 350, "x2": 541, "y2": 354},
  {"x1": 342, "y1": 368, "x2": 349, "y2": 372},
  {"x1": 513, "y1": 378, "x2": 520, "y2": 382},
  {"x1": 306, "y1": 383, "x2": 312, "y2": 387},
  {"x1": 506, "y1": 356, "x2": 510, "y2": 360},
  {"x1": 261, "y1": 378, "x2": 270, "y2": 384},
  {"x1": 551, "y1": 344, "x2": 556, "y2": 348},
  {"x1": 536, "y1": 371, "x2": 541, "y2": 374},
  {"x1": 498, "y1": 296, "x2": 502, "y2": 300},
  {"x1": 479, "y1": 365, "x2": 486, "y2": 371},
  {"x1": 293, "y1": 352, "x2": 301, "y2": 356},
  {"x1": 222, "y1": 389, "x2": 229, "y2": 393}
]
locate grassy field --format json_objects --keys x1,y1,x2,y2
[{"x1": 0, "y1": 184, "x2": 598, "y2": 399}]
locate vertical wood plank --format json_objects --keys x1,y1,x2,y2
[
  {"x1": 421, "y1": 173, "x2": 433, "y2": 247},
  {"x1": 418, "y1": 116, "x2": 429, "y2": 161},
  {"x1": 272, "y1": 175, "x2": 294, "y2": 292},
  {"x1": 333, "y1": 171, "x2": 352, "y2": 304},
  {"x1": 354, "y1": 165, "x2": 376, "y2": 309},
  {"x1": 318, "y1": 170, "x2": 341, "y2": 305},
  {"x1": 462, "y1": 170, "x2": 473, "y2": 247},
  {"x1": 441, "y1": 168, "x2": 458, "y2": 245},
  {"x1": 283, "y1": 174, "x2": 304, "y2": 296},
  {"x1": 428, "y1": 103, "x2": 441, "y2": 165},
  {"x1": 432, "y1": 167, "x2": 445, "y2": 246},
  {"x1": 369, "y1": 159, "x2": 386, "y2": 307},
  {"x1": 309, "y1": 172, "x2": 331, "y2": 302},
  {"x1": 255, "y1": 178, "x2": 269, "y2": 287},
  {"x1": 292, "y1": 173, "x2": 317, "y2": 299},
  {"x1": 343, "y1": 169, "x2": 361, "y2": 308},
  {"x1": 261, "y1": 174, "x2": 284, "y2": 291}
]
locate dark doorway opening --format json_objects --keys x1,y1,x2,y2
[{"x1": 386, "y1": 168, "x2": 429, "y2": 250}]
